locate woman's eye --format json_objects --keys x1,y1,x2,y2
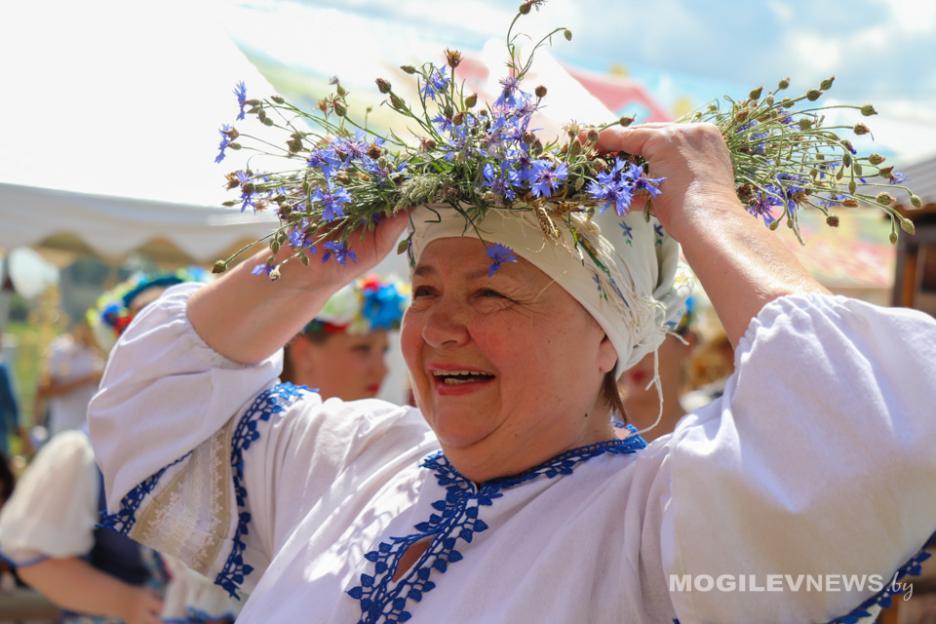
[
  {"x1": 352, "y1": 345, "x2": 371, "y2": 354},
  {"x1": 478, "y1": 289, "x2": 505, "y2": 298},
  {"x1": 413, "y1": 285, "x2": 436, "y2": 297}
]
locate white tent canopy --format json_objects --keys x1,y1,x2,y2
[{"x1": 0, "y1": 0, "x2": 278, "y2": 264}]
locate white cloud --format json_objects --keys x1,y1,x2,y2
[{"x1": 766, "y1": 0, "x2": 794, "y2": 22}]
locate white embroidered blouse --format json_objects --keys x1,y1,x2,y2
[{"x1": 88, "y1": 284, "x2": 936, "y2": 623}]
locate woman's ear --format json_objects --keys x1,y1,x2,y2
[
  {"x1": 286, "y1": 334, "x2": 317, "y2": 375},
  {"x1": 597, "y1": 334, "x2": 618, "y2": 375}
]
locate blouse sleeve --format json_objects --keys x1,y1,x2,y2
[
  {"x1": 0, "y1": 431, "x2": 98, "y2": 565},
  {"x1": 660, "y1": 294, "x2": 936, "y2": 623},
  {"x1": 88, "y1": 283, "x2": 434, "y2": 600}
]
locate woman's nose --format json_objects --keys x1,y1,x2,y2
[{"x1": 421, "y1": 299, "x2": 470, "y2": 349}]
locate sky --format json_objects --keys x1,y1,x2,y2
[{"x1": 218, "y1": 0, "x2": 936, "y2": 164}]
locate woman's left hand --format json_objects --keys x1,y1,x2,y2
[{"x1": 596, "y1": 122, "x2": 741, "y2": 241}]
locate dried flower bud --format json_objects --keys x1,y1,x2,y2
[
  {"x1": 452, "y1": 112, "x2": 465, "y2": 126},
  {"x1": 900, "y1": 217, "x2": 916, "y2": 235},
  {"x1": 519, "y1": 1, "x2": 532, "y2": 14},
  {"x1": 878, "y1": 166, "x2": 894, "y2": 177},
  {"x1": 910, "y1": 195, "x2": 923, "y2": 208},
  {"x1": 390, "y1": 93, "x2": 407, "y2": 110},
  {"x1": 842, "y1": 198, "x2": 859, "y2": 207},
  {"x1": 318, "y1": 99, "x2": 329, "y2": 114},
  {"x1": 225, "y1": 172, "x2": 240, "y2": 190},
  {"x1": 853, "y1": 123, "x2": 870, "y2": 135},
  {"x1": 375, "y1": 78, "x2": 391, "y2": 94},
  {"x1": 564, "y1": 29, "x2": 573, "y2": 41},
  {"x1": 748, "y1": 86, "x2": 763, "y2": 101},
  {"x1": 261, "y1": 117, "x2": 273, "y2": 127},
  {"x1": 826, "y1": 215, "x2": 840, "y2": 227},
  {"x1": 820, "y1": 76, "x2": 835, "y2": 91},
  {"x1": 860, "y1": 104, "x2": 877, "y2": 116},
  {"x1": 853, "y1": 163, "x2": 863, "y2": 176},
  {"x1": 245, "y1": 98, "x2": 261, "y2": 106},
  {"x1": 367, "y1": 143, "x2": 382, "y2": 159},
  {"x1": 806, "y1": 89, "x2": 822, "y2": 101},
  {"x1": 334, "y1": 102, "x2": 347, "y2": 117},
  {"x1": 212, "y1": 260, "x2": 228, "y2": 274},
  {"x1": 271, "y1": 95, "x2": 285, "y2": 104},
  {"x1": 889, "y1": 231, "x2": 898, "y2": 244},
  {"x1": 765, "y1": 95, "x2": 775, "y2": 106},
  {"x1": 445, "y1": 49, "x2": 462, "y2": 69},
  {"x1": 798, "y1": 119, "x2": 812, "y2": 130},
  {"x1": 778, "y1": 78, "x2": 790, "y2": 90},
  {"x1": 224, "y1": 127, "x2": 240, "y2": 140},
  {"x1": 876, "y1": 192, "x2": 895, "y2": 205},
  {"x1": 619, "y1": 116, "x2": 635, "y2": 127},
  {"x1": 841, "y1": 139, "x2": 855, "y2": 153},
  {"x1": 781, "y1": 98, "x2": 794, "y2": 108},
  {"x1": 420, "y1": 137, "x2": 436, "y2": 152},
  {"x1": 593, "y1": 160, "x2": 609, "y2": 174},
  {"x1": 849, "y1": 180, "x2": 857, "y2": 194},
  {"x1": 465, "y1": 93, "x2": 478, "y2": 108},
  {"x1": 868, "y1": 153, "x2": 886, "y2": 165},
  {"x1": 401, "y1": 65, "x2": 417, "y2": 74},
  {"x1": 586, "y1": 129, "x2": 599, "y2": 143},
  {"x1": 535, "y1": 85, "x2": 548, "y2": 98}
]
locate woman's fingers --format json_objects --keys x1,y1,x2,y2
[{"x1": 595, "y1": 125, "x2": 665, "y2": 157}]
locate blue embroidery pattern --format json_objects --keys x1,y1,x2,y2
[
  {"x1": 215, "y1": 382, "x2": 309, "y2": 599},
  {"x1": 100, "y1": 453, "x2": 190, "y2": 534},
  {"x1": 347, "y1": 429, "x2": 647, "y2": 623},
  {"x1": 828, "y1": 533, "x2": 935, "y2": 624}
]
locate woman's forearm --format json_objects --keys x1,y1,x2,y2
[
  {"x1": 19, "y1": 557, "x2": 151, "y2": 619},
  {"x1": 187, "y1": 250, "x2": 339, "y2": 366},
  {"x1": 186, "y1": 211, "x2": 410, "y2": 366},
  {"x1": 675, "y1": 194, "x2": 828, "y2": 346}
]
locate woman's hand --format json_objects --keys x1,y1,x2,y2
[
  {"x1": 116, "y1": 586, "x2": 163, "y2": 624},
  {"x1": 188, "y1": 209, "x2": 411, "y2": 365},
  {"x1": 597, "y1": 121, "x2": 827, "y2": 346},
  {"x1": 273, "y1": 209, "x2": 412, "y2": 293},
  {"x1": 596, "y1": 122, "x2": 741, "y2": 240}
]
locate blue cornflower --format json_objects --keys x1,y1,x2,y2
[
  {"x1": 311, "y1": 183, "x2": 352, "y2": 222},
  {"x1": 747, "y1": 187, "x2": 783, "y2": 225},
  {"x1": 530, "y1": 161, "x2": 568, "y2": 198},
  {"x1": 486, "y1": 243, "x2": 518, "y2": 277},
  {"x1": 251, "y1": 262, "x2": 273, "y2": 276},
  {"x1": 321, "y1": 240, "x2": 357, "y2": 265},
  {"x1": 215, "y1": 124, "x2": 233, "y2": 163},
  {"x1": 420, "y1": 67, "x2": 449, "y2": 100},
  {"x1": 482, "y1": 162, "x2": 519, "y2": 201},
  {"x1": 307, "y1": 147, "x2": 343, "y2": 179},
  {"x1": 432, "y1": 114, "x2": 454, "y2": 133},
  {"x1": 235, "y1": 170, "x2": 256, "y2": 212},
  {"x1": 495, "y1": 76, "x2": 528, "y2": 110},
  {"x1": 586, "y1": 163, "x2": 636, "y2": 216},
  {"x1": 890, "y1": 171, "x2": 907, "y2": 184},
  {"x1": 234, "y1": 81, "x2": 247, "y2": 121}
]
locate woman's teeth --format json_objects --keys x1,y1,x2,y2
[{"x1": 432, "y1": 370, "x2": 494, "y2": 385}]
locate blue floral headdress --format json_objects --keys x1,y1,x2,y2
[{"x1": 303, "y1": 274, "x2": 410, "y2": 337}]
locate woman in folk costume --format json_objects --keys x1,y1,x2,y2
[
  {"x1": 87, "y1": 4, "x2": 935, "y2": 622},
  {"x1": 0, "y1": 270, "x2": 239, "y2": 624},
  {"x1": 280, "y1": 274, "x2": 409, "y2": 401}
]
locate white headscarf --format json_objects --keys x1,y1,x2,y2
[{"x1": 409, "y1": 204, "x2": 688, "y2": 378}]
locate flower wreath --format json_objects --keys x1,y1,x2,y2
[{"x1": 303, "y1": 274, "x2": 410, "y2": 337}]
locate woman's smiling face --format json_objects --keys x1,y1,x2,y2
[{"x1": 401, "y1": 237, "x2": 618, "y2": 481}]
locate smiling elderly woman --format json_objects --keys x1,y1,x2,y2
[{"x1": 88, "y1": 124, "x2": 936, "y2": 623}]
